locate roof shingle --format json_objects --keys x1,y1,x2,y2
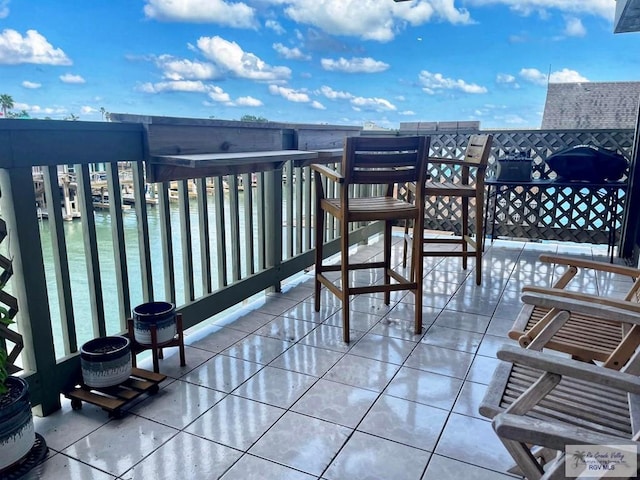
[{"x1": 541, "y1": 81, "x2": 640, "y2": 130}]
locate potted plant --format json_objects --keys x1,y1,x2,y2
[
  {"x1": 132, "y1": 301, "x2": 177, "y2": 345},
  {"x1": 0, "y1": 216, "x2": 45, "y2": 475},
  {"x1": 0, "y1": 317, "x2": 36, "y2": 472},
  {"x1": 80, "y1": 335, "x2": 132, "y2": 388}
]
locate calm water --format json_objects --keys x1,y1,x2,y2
[{"x1": 38, "y1": 193, "x2": 257, "y2": 357}]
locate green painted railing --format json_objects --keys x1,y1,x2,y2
[
  {"x1": 0, "y1": 118, "x2": 635, "y2": 415},
  {"x1": 0, "y1": 118, "x2": 374, "y2": 415}
]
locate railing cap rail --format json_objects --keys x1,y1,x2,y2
[
  {"x1": 0, "y1": 118, "x2": 144, "y2": 133},
  {"x1": 109, "y1": 112, "x2": 363, "y2": 133}
]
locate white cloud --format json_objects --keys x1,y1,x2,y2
[
  {"x1": 321, "y1": 57, "x2": 389, "y2": 73},
  {"x1": 318, "y1": 84, "x2": 397, "y2": 112},
  {"x1": 496, "y1": 73, "x2": 520, "y2": 88},
  {"x1": 236, "y1": 96, "x2": 263, "y2": 107},
  {"x1": 138, "y1": 83, "x2": 157, "y2": 94},
  {"x1": 268, "y1": 84, "x2": 310, "y2": 102},
  {"x1": 350, "y1": 96, "x2": 396, "y2": 112},
  {"x1": 549, "y1": 68, "x2": 588, "y2": 83},
  {"x1": 564, "y1": 16, "x2": 586, "y2": 37},
  {"x1": 0, "y1": 0, "x2": 9, "y2": 18},
  {"x1": 273, "y1": 43, "x2": 310, "y2": 60},
  {"x1": 139, "y1": 80, "x2": 259, "y2": 107},
  {"x1": 496, "y1": 113, "x2": 529, "y2": 125},
  {"x1": 319, "y1": 85, "x2": 353, "y2": 100},
  {"x1": 14, "y1": 102, "x2": 66, "y2": 116},
  {"x1": 143, "y1": 0, "x2": 257, "y2": 28},
  {"x1": 22, "y1": 80, "x2": 41, "y2": 89},
  {"x1": 466, "y1": 0, "x2": 613, "y2": 20},
  {"x1": 497, "y1": 73, "x2": 515, "y2": 83},
  {"x1": 0, "y1": 29, "x2": 71, "y2": 65},
  {"x1": 418, "y1": 70, "x2": 488, "y2": 94},
  {"x1": 197, "y1": 36, "x2": 291, "y2": 81},
  {"x1": 138, "y1": 80, "x2": 209, "y2": 93},
  {"x1": 156, "y1": 55, "x2": 220, "y2": 80},
  {"x1": 310, "y1": 100, "x2": 326, "y2": 110},
  {"x1": 60, "y1": 73, "x2": 85, "y2": 84},
  {"x1": 519, "y1": 67, "x2": 587, "y2": 85},
  {"x1": 81, "y1": 106, "x2": 97, "y2": 114},
  {"x1": 395, "y1": 0, "x2": 471, "y2": 25},
  {"x1": 269, "y1": 0, "x2": 471, "y2": 42},
  {"x1": 400, "y1": 110, "x2": 416, "y2": 115},
  {"x1": 265, "y1": 19, "x2": 285, "y2": 35},
  {"x1": 208, "y1": 86, "x2": 232, "y2": 103},
  {"x1": 519, "y1": 67, "x2": 548, "y2": 86}
]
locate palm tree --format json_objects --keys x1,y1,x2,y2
[
  {"x1": 0, "y1": 94, "x2": 14, "y2": 119},
  {"x1": 99, "y1": 107, "x2": 110, "y2": 121}
]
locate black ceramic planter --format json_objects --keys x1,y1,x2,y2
[
  {"x1": 132, "y1": 301, "x2": 177, "y2": 345},
  {"x1": 80, "y1": 336, "x2": 132, "y2": 388},
  {"x1": 0, "y1": 377, "x2": 35, "y2": 471}
]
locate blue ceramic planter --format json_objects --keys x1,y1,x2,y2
[
  {"x1": 80, "y1": 336, "x2": 132, "y2": 388},
  {"x1": 133, "y1": 301, "x2": 177, "y2": 345},
  {"x1": 0, "y1": 376, "x2": 35, "y2": 471}
]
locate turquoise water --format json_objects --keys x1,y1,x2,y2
[
  {"x1": 37, "y1": 194, "x2": 252, "y2": 357},
  {"x1": 36, "y1": 183, "x2": 306, "y2": 358}
]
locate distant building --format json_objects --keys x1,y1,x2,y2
[
  {"x1": 398, "y1": 121, "x2": 480, "y2": 133},
  {"x1": 541, "y1": 81, "x2": 640, "y2": 130},
  {"x1": 363, "y1": 121, "x2": 393, "y2": 131}
]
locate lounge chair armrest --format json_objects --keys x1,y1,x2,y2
[
  {"x1": 538, "y1": 254, "x2": 640, "y2": 278},
  {"x1": 493, "y1": 413, "x2": 640, "y2": 452},
  {"x1": 311, "y1": 163, "x2": 344, "y2": 183},
  {"x1": 496, "y1": 345, "x2": 640, "y2": 394},
  {"x1": 521, "y1": 287, "x2": 640, "y2": 320}
]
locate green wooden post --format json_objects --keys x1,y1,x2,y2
[
  {"x1": 158, "y1": 181, "x2": 176, "y2": 303},
  {"x1": 43, "y1": 165, "x2": 77, "y2": 355},
  {"x1": 265, "y1": 168, "x2": 283, "y2": 293},
  {"x1": 177, "y1": 180, "x2": 194, "y2": 302},
  {"x1": 0, "y1": 167, "x2": 60, "y2": 416},
  {"x1": 105, "y1": 162, "x2": 131, "y2": 329},
  {"x1": 132, "y1": 161, "x2": 154, "y2": 302}
]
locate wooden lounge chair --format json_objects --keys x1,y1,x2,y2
[
  {"x1": 509, "y1": 254, "x2": 640, "y2": 369},
  {"x1": 482, "y1": 344, "x2": 640, "y2": 479},
  {"x1": 494, "y1": 414, "x2": 640, "y2": 479}
]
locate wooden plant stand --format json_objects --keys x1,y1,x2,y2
[
  {"x1": 65, "y1": 368, "x2": 166, "y2": 418},
  {"x1": 127, "y1": 313, "x2": 186, "y2": 374}
]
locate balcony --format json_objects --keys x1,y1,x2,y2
[
  {"x1": 0, "y1": 116, "x2": 636, "y2": 478},
  {"x1": 28, "y1": 237, "x2": 622, "y2": 479}
]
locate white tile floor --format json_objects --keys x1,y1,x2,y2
[{"x1": 27, "y1": 237, "x2": 632, "y2": 480}]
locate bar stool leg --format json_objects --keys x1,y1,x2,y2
[
  {"x1": 150, "y1": 324, "x2": 160, "y2": 373},
  {"x1": 178, "y1": 313, "x2": 186, "y2": 367},
  {"x1": 128, "y1": 319, "x2": 137, "y2": 369}
]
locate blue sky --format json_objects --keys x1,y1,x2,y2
[{"x1": 0, "y1": 0, "x2": 637, "y2": 128}]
